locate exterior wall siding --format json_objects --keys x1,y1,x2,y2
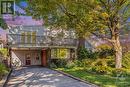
[{"x1": 8, "y1": 26, "x2": 77, "y2": 48}]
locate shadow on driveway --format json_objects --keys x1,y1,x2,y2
[{"x1": 5, "y1": 66, "x2": 95, "y2": 87}]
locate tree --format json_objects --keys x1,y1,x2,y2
[
  {"x1": 26, "y1": 0, "x2": 130, "y2": 68},
  {"x1": 26, "y1": 0, "x2": 98, "y2": 48},
  {"x1": 94, "y1": 0, "x2": 130, "y2": 68}
]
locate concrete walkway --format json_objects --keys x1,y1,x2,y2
[{"x1": 6, "y1": 66, "x2": 96, "y2": 87}]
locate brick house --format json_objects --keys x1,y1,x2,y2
[{"x1": 7, "y1": 25, "x2": 77, "y2": 67}]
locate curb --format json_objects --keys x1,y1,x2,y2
[
  {"x1": 2, "y1": 69, "x2": 12, "y2": 87},
  {"x1": 51, "y1": 68, "x2": 99, "y2": 87}
]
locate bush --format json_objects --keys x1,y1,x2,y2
[
  {"x1": 96, "y1": 44, "x2": 115, "y2": 58},
  {"x1": 86, "y1": 58, "x2": 113, "y2": 74},
  {"x1": 96, "y1": 44, "x2": 112, "y2": 50},
  {"x1": 78, "y1": 47, "x2": 99, "y2": 60},
  {"x1": 0, "y1": 63, "x2": 8, "y2": 79},
  {"x1": 122, "y1": 52, "x2": 130, "y2": 69},
  {"x1": 65, "y1": 59, "x2": 91, "y2": 69},
  {"x1": 65, "y1": 61, "x2": 76, "y2": 69},
  {"x1": 106, "y1": 56, "x2": 115, "y2": 68},
  {"x1": 0, "y1": 48, "x2": 8, "y2": 58},
  {"x1": 77, "y1": 47, "x2": 89, "y2": 60},
  {"x1": 50, "y1": 59, "x2": 67, "y2": 68},
  {"x1": 49, "y1": 62, "x2": 57, "y2": 68},
  {"x1": 74, "y1": 60, "x2": 83, "y2": 67},
  {"x1": 90, "y1": 65, "x2": 112, "y2": 74},
  {"x1": 111, "y1": 68, "x2": 127, "y2": 77}
]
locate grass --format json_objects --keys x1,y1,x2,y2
[{"x1": 56, "y1": 67, "x2": 130, "y2": 87}]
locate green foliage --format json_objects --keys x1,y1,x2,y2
[
  {"x1": 77, "y1": 47, "x2": 88, "y2": 60},
  {"x1": 78, "y1": 47, "x2": 99, "y2": 60},
  {"x1": 91, "y1": 65, "x2": 112, "y2": 74},
  {"x1": 26, "y1": 0, "x2": 101, "y2": 37},
  {"x1": 106, "y1": 56, "x2": 115, "y2": 68},
  {"x1": 122, "y1": 51, "x2": 130, "y2": 69},
  {"x1": 65, "y1": 61, "x2": 76, "y2": 69},
  {"x1": 50, "y1": 59, "x2": 67, "y2": 68},
  {"x1": 96, "y1": 44, "x2": 115, "y2": 58},
  {"x1": 26, "y1": 0, "x2": 130, "y2": 69},
  {"x1": 73, "y1": 46, "x2": 116, "y2": 74},
  {"x1": 0, "y1": 48, "x2": 8, "y2": 58},
  {"x1": 0, "y1": 63, "x2": 8, "y2": 79},
  {"x1": 49, "y1": 62, "x2": 57, "y2": 69},
  {"x1": 57, "y1": 67, "x2": 130, "y2": 87},
  {"x1": 86, "y1": 58, "x2": 113, "y2": 74},
  {"x1": 111, "y1": 68, "x2": 127, "y2": 77}
]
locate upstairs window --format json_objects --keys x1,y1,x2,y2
[
  {"x1": 21, "y1": 31, "x2": 37, "y2": 44},
  {"x1": 21, "y1": 32, "x2": 25, "y2": 43},
  {"x1": 27, "y1": 32, "x2": 31, "y2": 43},
  {"x1": 32, "y1": 32, "x2": 36, "y2": 43}
]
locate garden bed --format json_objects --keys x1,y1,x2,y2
[{"x1": 0, "y1": 63, "x2": 11, "y2": 87}]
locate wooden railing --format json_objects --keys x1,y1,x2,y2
[{"x1": 7, "y1": 34, "x2": 78, "y2": 48}]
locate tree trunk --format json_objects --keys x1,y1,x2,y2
[
  {"x1": 78, "y1": 37, "x2": 85, "y2": 48},
  {"x1": 112, "y1": 35, "x2": 122, "y2": 69}
]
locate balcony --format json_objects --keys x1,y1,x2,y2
[{"x1": 7, "y1": 34, "x2": 78, "y2": 48}]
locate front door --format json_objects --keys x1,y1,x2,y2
[
  {"x1": 25, "y1": 54, "x2": 31, "y2": 65},
  {"x1": 42, "y1": 49, "x2": 47, "y2": 66}
]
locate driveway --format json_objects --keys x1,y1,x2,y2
[{"x1": 6, "y1": 66, "x2": 96, "y2": 87}]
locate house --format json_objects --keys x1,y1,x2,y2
[{"x1": 7, "y1": 25, "x2": 77, "y2": 67}]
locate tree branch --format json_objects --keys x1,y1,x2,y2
[{"x1": 91, "y1": 32, "x2": 114, "y2": 42}]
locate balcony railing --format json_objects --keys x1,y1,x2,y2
[{"x1": 7, "y1": 34, "x2": 78, "y2": 48}]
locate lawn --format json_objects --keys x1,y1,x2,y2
[{"x1": 56, "y1": 67, "x2": 130, "y2": 87}]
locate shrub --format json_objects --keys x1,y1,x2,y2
[
  {"x1": 65, "y1": 61, "x2": 76, "y2": 69},
  {"x1": 49, "y1": 62, "x2": 57, "y2": 68},
  {"x1": 96, "y1": 44, "x2": 115, "y2": 58},
  {"x1": 77, "y1": 47, "x2": 89, "y2": 60},
  {"x1": 0, "y1": 63, "x2": 8, "y2": 79},
  {"x1": 106, "y1": 56, "x2": 115, "y2": 68},
  {"x1": 96, "y1": 44, "x2": 112, "y2": 50},
  {"x1": 0, "y1": 48, "x2": 8, "y2": 58},
  {"x1": 78, "y1": 47, "x2": 99, "y2": 60},
  {"x1": 50, "y1": 59, "x2": 67, "y2": 68},
  {"x1": 112, "y1": 68, "x2": 127, "y2": 77},
  {"x1": 74, "y1": 60, "x2": 84, "y2": 67},
  {"x1": 122, "y1": 52, "x2": 130, "y2": 69},
  {"x1": 90, "y1": 65, "x2": 112, "y2": 74}
]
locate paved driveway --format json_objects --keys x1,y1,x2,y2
[{"x1": 6, "y1": 66, "x2": 96, "y2": 87}]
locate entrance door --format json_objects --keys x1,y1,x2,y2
[
  {"x1": 25, "y1": 54, "x2": 31, "y2": 65},
  {"x1": 42, "y1": 49, "x2": 47, "y2": 66}
]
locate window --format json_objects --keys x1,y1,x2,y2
[
  {"x1": 21, "y1": 32, "x2": 25, "y2": 43},
  {"x1": 27, "y1": 32, "x2": 31, "y2": 43},
  {"x1": 51, "y1": 49, "x2": 57, "y2": 58},
  {"x1": 32, "y1": 32, "x2": 36, "y2": 43},
  {"x1": 51, "y1": 49, "x2": 68, "y2": 59},
  {"x1": 58, "y1": 49, "x2": 68, "y2": 58},
  {"x1": 35, "y1": 54, "x2": 39, "y2": 60}
]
